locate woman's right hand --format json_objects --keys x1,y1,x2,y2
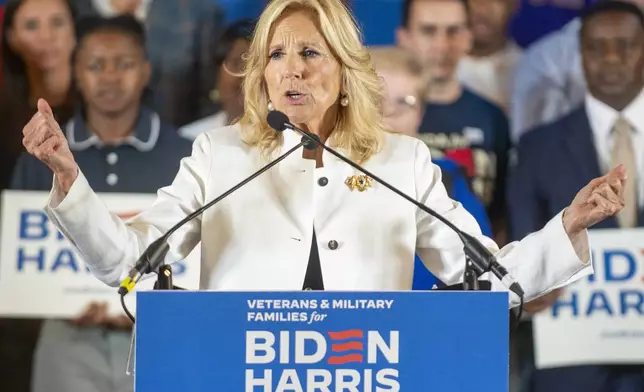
[{"x1": 23, "y1": 99, "x2": 78, "y2": 192}]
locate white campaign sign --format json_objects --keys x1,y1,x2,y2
[
  {"x1": 533, "y1": 228, "x2": 644, "y2": 369},
  {"x1": 0, "y1": 190, "x2": 200, "y2": 318}
]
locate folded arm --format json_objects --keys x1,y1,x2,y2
[{"x1": 44, "y1": 134, "x2": 212, "y2": 287}]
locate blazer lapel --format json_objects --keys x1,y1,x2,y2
[
  {"x1": 262, "y1": 129, "x2": 316, "y2": 239},
  {"x1": 260, "y1": 132, "x2": 377, "y2": 234},
  {"x1": 563, "y1": 106, "x2": 603, "y2": 181}
]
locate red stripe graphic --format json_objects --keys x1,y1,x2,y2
[
  {"x1": 331, "y1": 341, "x2": 363, "y2": 352},
  {"x1": 327, "y1": 353, "x2": 363, "y2": 365},
  {"x1": 327, "y1": 330, "x2": 365, "y2": 364},
  {"x1": 327, "y1": 330, "x2": 364, "y2": 340}
]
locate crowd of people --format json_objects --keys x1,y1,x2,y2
[{"x1": 0, "y1": 0, "x2": 642, "y2": 392}]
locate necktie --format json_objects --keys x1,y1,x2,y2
[{"x1": 610, "y1": 117, "x2": 638, "y2": 228}]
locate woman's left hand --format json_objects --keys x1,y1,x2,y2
[
  {"x1": 106, "y1": 315, "x2": 134, "y2": 329},
  {"x1": 563, "y1": 164, "x2": 627, "y2": 236},
  {"x1": 72, "y1": 302, "x2": 108, "y2": 327}
]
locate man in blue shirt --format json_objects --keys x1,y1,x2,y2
[
  {"x1": 396, "y1": 0, "x2": 511, "y2": 243},
  {"x1": 11, "y1": 15, "x2": 192, "y2": 392}
]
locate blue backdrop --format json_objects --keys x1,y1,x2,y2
[
  {"x1": 214, "y1": 0, "x2": 594, "y2": 48},
  {"x1": 0, "y1": 0, "x2": 593, "y2": 47}
]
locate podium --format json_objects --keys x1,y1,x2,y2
[{"x1": 133, "y1": 291, "x2": 509, "y2": 391}]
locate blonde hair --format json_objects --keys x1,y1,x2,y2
[
  {"x1": 238, "y1": 0, "x2": 386, "y2": 164},
  {"x1": 369, "y1": 45, "x2": 427, "y2": 102}
]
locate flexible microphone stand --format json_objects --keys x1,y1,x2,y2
[
  {"x1": 462, "y1": 259, "x2": 480, "y2": 291},
  {"x1": 267, "y1": 110, "x2": 525, "y2": 330},
  {"x1": 154, "y1": 265, "x2": 174, "y2": 290},
  {"x1": 118, "y1": 136, "x2": 315, "y2": 322},
  {"x1": 119, "y1": 134, "x2": 315, "y2": 375},
  {"x1": 124, "y1": 264, "x2": 175, "y2": 375}
]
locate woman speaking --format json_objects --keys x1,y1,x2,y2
[{"x1": 24, "y1": 0, "x2": 624, "y2": 306}]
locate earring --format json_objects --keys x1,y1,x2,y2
[
  {"x1": 209, "y1": 89, "x2": 220, "y2": 103},
  {"x1": 340, "y1": 94, "x2": 349, "y2": 107},
  {"x1": 267, "y1": 100, "x2": 274, "y2": 111}
]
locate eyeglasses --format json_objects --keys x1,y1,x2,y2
[{"x1": 383, "y1": 94, "x2": 419, "y2": 117}]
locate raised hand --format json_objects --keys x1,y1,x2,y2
[
  {"x1": 563, "y1": 164, "x2": 627, "y2": 236},
  {"x1": 22, "y1": 99, "x2": 78, "y2": 192}
]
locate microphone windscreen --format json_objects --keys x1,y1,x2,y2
[{"x1": 267, "y1": 110, "x2": 289, "y2": 131}]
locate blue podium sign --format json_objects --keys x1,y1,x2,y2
[{"x1": 135, "y1": 291, "x2": 509, "y2": 391}]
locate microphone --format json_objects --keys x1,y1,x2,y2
[
  {"x1": 117, "y1": 130, "x2": 316, "y2": 297},
  {"x1": 266, "y1": 110, "x2": 525, "y2": 300}
]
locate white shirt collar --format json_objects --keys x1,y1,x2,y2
[
  {"x1": 178, "y1": 111, "x2": 229, "y2": 141},
  {"x1": 585, "y1": 89, "x2": 644, "y2": 208},
  {"x1": 91, "y1": 0, "x2": 154, "y2": 21},
  {"x1": 585, "y1": 89, "x2": 644, "y2": 139}
]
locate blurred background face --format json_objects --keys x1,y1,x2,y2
[
  {"x1": 378, "y1": 69, "x2": 422, "y2": 136},
  {"x1": 75, "y1": 31, "x2": 151, "y2": 116},
  {"x1": 623, "y1": 0, "x2": 644, "y2": 8},
  {"x1": 218, "y1": 37, "x2": 250, "y2": 120},
  {"x1": 109, "y1": 0, "x2": 142, "y2": 14},
  {"x1": 7, "y1": 0, "x2": 75, "y2": 71},
  {"x1": 264, "y1": 9, "x2": 342, "y2": 127},
  {"x1": 468, "y1": 0, "x2": 515, "y2": 50},
  {"x1": 397, "y1": 0, "x2": 471, "y2": 83},
  {"x1": 581, "y1": 10, "x2": 644, "y2": 104}
]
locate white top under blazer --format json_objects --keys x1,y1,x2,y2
[{"x1": 44, "y1": 124, "x2": 592, "y2": 307}]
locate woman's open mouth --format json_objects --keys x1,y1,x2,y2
[{"x1": 285, "y1": 90, "x2": 307, "y2": 105}]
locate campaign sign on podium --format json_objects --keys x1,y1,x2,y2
[{"x1": 135, "y1": 291, "x2": 509, "y2": 392}]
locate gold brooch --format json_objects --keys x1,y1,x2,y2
[{"x1": 345, "y1": 175, "x2": 373, "y2": 192}]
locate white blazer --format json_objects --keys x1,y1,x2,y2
[{"x1": 44, "y1": 124, "x2": 592, "y2": 307}]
